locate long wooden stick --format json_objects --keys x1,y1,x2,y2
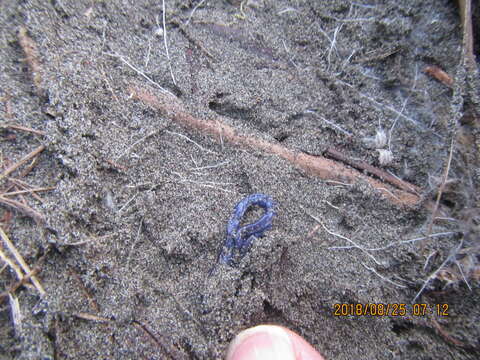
[{"x1": 128, "y1": 85, "x2": 421, "y2": 207}]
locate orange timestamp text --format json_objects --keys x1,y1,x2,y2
[{"x1": 333, "y1": 303, "x2": 449, "y2": 317}]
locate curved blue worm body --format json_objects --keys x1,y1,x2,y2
[{"x1": 219, "y1": 193, "x2": 275, "y2": 265}]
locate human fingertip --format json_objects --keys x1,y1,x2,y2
[{"x1": 226, "y1": 325, "x2": 296, "y2": 360}]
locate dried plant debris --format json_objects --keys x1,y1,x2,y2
[
  {"x1": 2, "y1": 0, "x2": 480, "y2": 359},
  {"x1": 18, "y1": 27, "x2": 45, "y2": 97},
  {"x1": 424, "y1": 65, "x2": 454, "y2": 87},
  {"x1": 0, "y1": 145, "x2": 49, "y2": 224}
]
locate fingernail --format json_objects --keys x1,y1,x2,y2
[{"x1": 226, "y1": 325, "x2": 296, "y2": 360}]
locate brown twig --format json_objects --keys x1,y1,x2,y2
[
  {"x1": 6, "y1": 178, "x2": 44, "y2": 203},
  {"x1": 324, "y1": 147, "x2": 421, "y2": 195},
  {"x1": 0, "y1": 196, "x2": 45, "y2": 223},
  {"x1": 0, "y1": 145, "x2": 45, "y2": 182},
  {"x1": 1, "y1": 124, "x2": 46, "y2": 136},
  {"x1": 2, "y1": 186, "x2": 55, "y2": 197},
  {"x1": 128, "y1": 85, "x2": 421, "y2": 207},
  {"x1": 431, "y1": 318, "x2": 465, "y2": 347}
]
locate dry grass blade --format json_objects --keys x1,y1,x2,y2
[
  {"x1": 73, "y1": 312, "x2": 112, "y2": 322},
  {"x1": 0, "y1": 246, "x2": 25, "y2": 281},
  {"x1": 0, "y1": 226, "x2": 45, "y2": 296},
  {"x1": 0, "y1": 267, "x2": 41, "y2": 301},
  {"x1": 8, "y1": 293, "x2": 22, "y2": 336}
]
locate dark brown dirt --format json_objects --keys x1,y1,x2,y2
[{"x1": 1, "y1": 0, "x2": 479, "y2": 359}]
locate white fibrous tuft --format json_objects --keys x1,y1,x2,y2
[
  {"x1": 377, "y1": 149, "x2": 393, "y2": 166},
  {"x1": 374, "y1": 128, "x2": 387, "y2": 149}
]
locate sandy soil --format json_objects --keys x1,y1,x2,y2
[{"x1": 1, "y1": 0, "x2": 479, "y2": 359}]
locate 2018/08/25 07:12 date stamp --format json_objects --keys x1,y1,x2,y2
[{"x1": 333, "y1": 303, "x2": 449, "y2": 317}]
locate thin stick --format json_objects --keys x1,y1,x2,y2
[
  {"x1": 431, "y1": 318, "x2": 465, "y2": 347},
  {"x1": 423, "y1": 137, "x2": 455, "y2": 249},
  {"x1": 454, "y1": 260, "x2": 472, "y2": 291},
  {"x1": 0, "y1": 247, "x2": 25, "y2": 281},
  {"x1": 4, "y1": 178, "x2": 45, "y2": 203},
  {"x1": 327, "y1": 24, "x2": 343, "y2": 66},
  {"x1": 423, "y1": 251, "x2": 437, "y2": 271},
  {"x1": 2, "y1": 186, "x2": 55, "y2": 197},
  {"x1": 458, "y1": 0, "x2": 476, "y2": 71},
  {"x1": 178, "y1": 179, "x2": 233, "y2": 193},
  {"x1": 388, "y1": 97, "x2": 409, "y2": 149},
  {"x1": 0, "y1": 267, "x2": 41, "y2": 301},
  {"x1": 0, "y1": 196, "x2": 45, "y2": 223},
  {"x1": 118, "y1": 193, "x2": 139, "y2": 213},
  {"x1": 0, "y1": 226, "x2": 45, "y2": 296},
  {"x1": 0, "y1": 145, "x2": 45, "y2": 182},
  {"x1": 69, "y1": 267, "x2": 100, "y2": 312},
  {"x1": 73, "y1": 312, "x2": 111, "y2": 322},
  {"x1": 2, "y1": 124, "x2": 46, "y2": 136},
  {"x1": 128, "y1": 85, "x2": 422, "y2": 207},
  {"x1": 325, "y1": 147, "x2": 421, "y2": 194},
  {"x1": 132, "y1": 320, "x2": 185, "y2": 359},
  {"x1": 161, "y1": 0, "x2": 177, "y2": 85}
]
